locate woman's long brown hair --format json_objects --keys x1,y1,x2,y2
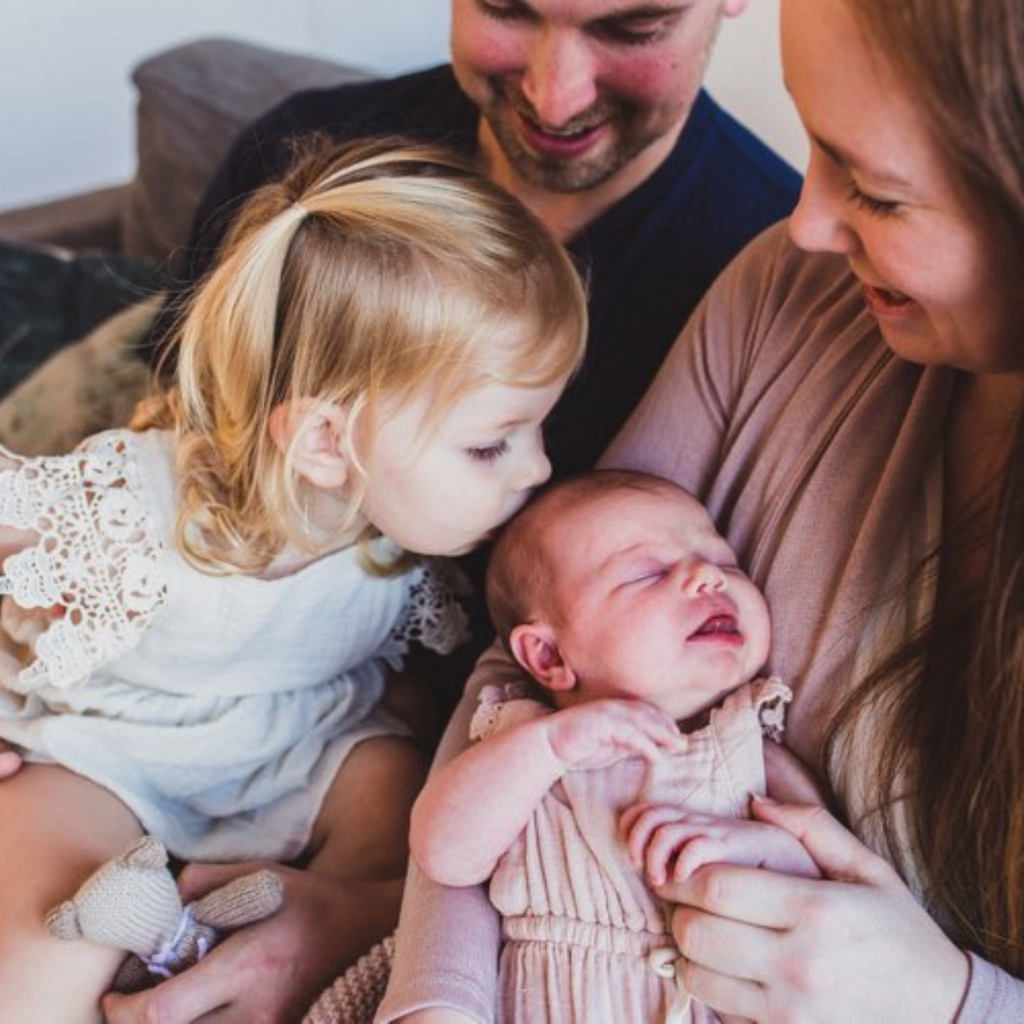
[{"x1": 827, "y1": 0, "x2": 1024, "y2": 974}]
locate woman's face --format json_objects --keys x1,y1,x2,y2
[{"x1": 782, "y1": 0, "x2": 1024, "y2": 374}]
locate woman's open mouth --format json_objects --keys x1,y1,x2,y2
[{"x1": 862, "y1": 282, "x2": 917, "y2": 318}]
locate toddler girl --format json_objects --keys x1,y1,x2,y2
[
  {"x1": 411, "y1": 469, "x2": 820, "y2": 1023},
  {"x1": 0, "y1": 137, "x2": 586, "y2": 1020}
]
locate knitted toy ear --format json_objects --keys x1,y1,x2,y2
[
  {"x1": 45, "y1": 901, "x2": 83, "y2": 941},
  {"x1": 121, "y1": 835, "x2": 169, "y2": 871}
]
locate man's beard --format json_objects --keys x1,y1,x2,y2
[{"x1": 481, "y1": 84, "x2": 654, "y2": 194}]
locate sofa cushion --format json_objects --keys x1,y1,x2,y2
[{"x1": 124, "y1": 38, "x2": 374, "y2": 260}]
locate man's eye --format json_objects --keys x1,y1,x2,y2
[
  {"x1": 479, "y1": 0, "x2": 531, "y2": 22},
  {"x1": 596, "y1": 17, "x2": 674, "y2": 46},
  {"x1": 467, "y1": 440, "x2": 510, "y2": 462}
]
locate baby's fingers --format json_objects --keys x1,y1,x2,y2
[{"x1": 622, "y1": 803, "x2": 688, "y2": 870}]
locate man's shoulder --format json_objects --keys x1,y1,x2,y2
[
  {"x1": 679, "y1": 90, "x2": 801, "y2": 205},
  {"x1": 255, "y1": 64, "x2": 477, "y2": 146}
]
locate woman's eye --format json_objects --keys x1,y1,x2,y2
[
  {"x1": 467, "y1": 440, "x2": 510, "y2": 463},
  {"x1": 844, "y1": 180, "x2": 901, "y2": 217}
]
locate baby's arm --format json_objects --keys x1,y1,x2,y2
[{"x1": 410, "y1": 698, "x2": 686, "y2": 887}]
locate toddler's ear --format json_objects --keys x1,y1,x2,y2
[
  {"x1": 269, "y1": 399, "x2": 350, "y2": 490},
  {"x1": 509, "y1": 623, "x2": 576, "y2": 693}
]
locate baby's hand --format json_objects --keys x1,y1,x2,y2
[
  {"x1": 621, "y1": 802, "x2": 821, "y2": 886},
  {"x1": 545, "y1": 699, "x2": 687, "y2": 771}
]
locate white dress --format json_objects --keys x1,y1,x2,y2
[{"x1": 0, "y1": 429, "x2": 467, "y2": 860}]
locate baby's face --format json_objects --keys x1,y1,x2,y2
[{"x1": 544, "y1": 484, "x2": 771, "y2": 722}]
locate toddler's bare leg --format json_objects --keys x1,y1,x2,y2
[
  {"x1": 0, "y1": 763, "x2": 144, "y2": 1023},
  {"x1": 305, "y1": 735, "x2": 429, "y2": 961}
]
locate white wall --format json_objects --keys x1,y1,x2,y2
[{"x1": 0, "y1": 0, "x2": 804, "y2": 211}]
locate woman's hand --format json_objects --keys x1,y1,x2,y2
[
  {"x1": 102, "y1": 860, "x2": 404, "y2": 1023},
  {"x1": 658, "y1": 798, "x2": 970, "y2": 1023}
]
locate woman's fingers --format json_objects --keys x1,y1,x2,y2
[
  {"x1": 750, "y1": 797, "x2": 899, "y2": 886},
  {"x1": 679, "y1": 957, "x2": 768, "y2": 1022},
  {"x1": 103, "y1": 947, "x2": 234, "y2": 1023}
]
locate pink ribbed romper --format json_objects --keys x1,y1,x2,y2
[{"x1": 471, "y1": 678, "x2": 789, "y2": 1024}]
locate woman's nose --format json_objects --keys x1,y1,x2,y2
[{"x1": 788, "y1": 148, "x2": 858, "y2": 256}]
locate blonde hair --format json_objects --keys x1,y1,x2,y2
[
  {"x1": 142, "y1": 137, "x2": 587, "y2": 574},
  {"x1": 826, "y1": 0, "x2": 1024, "y2": 975}
]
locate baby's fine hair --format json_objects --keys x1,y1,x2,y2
[
  {"x1": 152, "y1": 136, "x2": 588, "y2": 573},
  {"x1": 487, "y1": 469, "x2": 681, "y2": 645}
]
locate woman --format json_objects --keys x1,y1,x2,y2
[{"x1": 380, "y1": 0, "x2": 1024, "y2": 1019}]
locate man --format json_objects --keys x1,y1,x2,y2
[
  {"x1": 103, "y1": 1, "x2": 799, "y2": 1020},
  {"x1": 155, "y1": 0, "x2": 798, "y2": 478}
]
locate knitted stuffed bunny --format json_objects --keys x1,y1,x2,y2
[{"x1": 46, "y1": 835, "x2": 284, "y2": 992}]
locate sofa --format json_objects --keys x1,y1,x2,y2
[
  {"x1": 0, "y1": 38, "x2": 374, "y2": 450},
  {"x1": 0, "y1": 37, "x2": 373, "y2": 259}
]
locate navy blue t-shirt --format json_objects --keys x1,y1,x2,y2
[{"x1": 155, "y1": 64, "x2": 800, "y2": 477}]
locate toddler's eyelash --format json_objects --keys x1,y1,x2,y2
[{"x1": 467, "y1": 440, "x2": 510, "y2": 462}]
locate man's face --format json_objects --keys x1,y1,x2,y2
[{"x1": 451, "y1": 0, "x2": 743, "y2": 194}]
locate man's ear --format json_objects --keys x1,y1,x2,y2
[
  {"x1": 268, "y1": 399, "x2": 351, "y2": 491},
  {"x1": 509, "y1": 622, "x2": 577, "y2": 694}
]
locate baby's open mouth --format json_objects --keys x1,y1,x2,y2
[{"x1": 689, "y1": 614, "x2": 740, "y2": 640}]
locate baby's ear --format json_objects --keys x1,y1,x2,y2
[
  {"x1": 509, "y1": 622, "x2": 576, "y2": 693},
  {"x1": 269, "y1": 399, "x2": 350, "y2": 491}
]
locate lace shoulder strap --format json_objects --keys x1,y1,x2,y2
[
  {"x1": 468, "y1": 681, "x2": 548, "y2": 741},
  {"x1": 0, "y1": 432, "x2": 168, "y2": 690},
  {"x1": 390, "y1": 557, "x2": 471, "y2": 657}
]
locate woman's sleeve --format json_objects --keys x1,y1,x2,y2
[
  {"x1": 600, "y1": 221, "x2": 793, "y2": 497},
  {"x1": 957, "y1": 954, "x2": 1024, "y2": 1022},
  {"x1": 378, "y1": 642, "x2": 526, "y2": 1022}
]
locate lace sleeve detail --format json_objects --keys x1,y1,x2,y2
[
  {"x1": 0, "y1": 433, "x2": 168, "y2": 690},
  {"x1": 468, "y1": 682, "x2": 548, "y2": 741},
  {"x1": 751, "y1": 676, "x2": 793, "y2": 743},
  {"x1": 390, "y1": 557, "x2": 471, "y2": 657}
]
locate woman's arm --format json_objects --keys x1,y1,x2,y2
[
  {"x1": 411, "y1": 698, "x2": 687, "y2": 886},
  {"x1": 378, "y1": 642, "x2": 520, "y2": 1023}
]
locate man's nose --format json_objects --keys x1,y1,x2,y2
[{"x1": 521, "y1": 30, "x2": 600, "y2": 129}]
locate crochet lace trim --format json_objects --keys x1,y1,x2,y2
[
  {"x1": 0, "y1": 435, "x2": 167, "y2": 690},
  {"x1": 389, "y1": 557, "x2": 471, "y2": 657},
  {"x1": 469, "y1": 681, "x2": 533, "y2": 741}
]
